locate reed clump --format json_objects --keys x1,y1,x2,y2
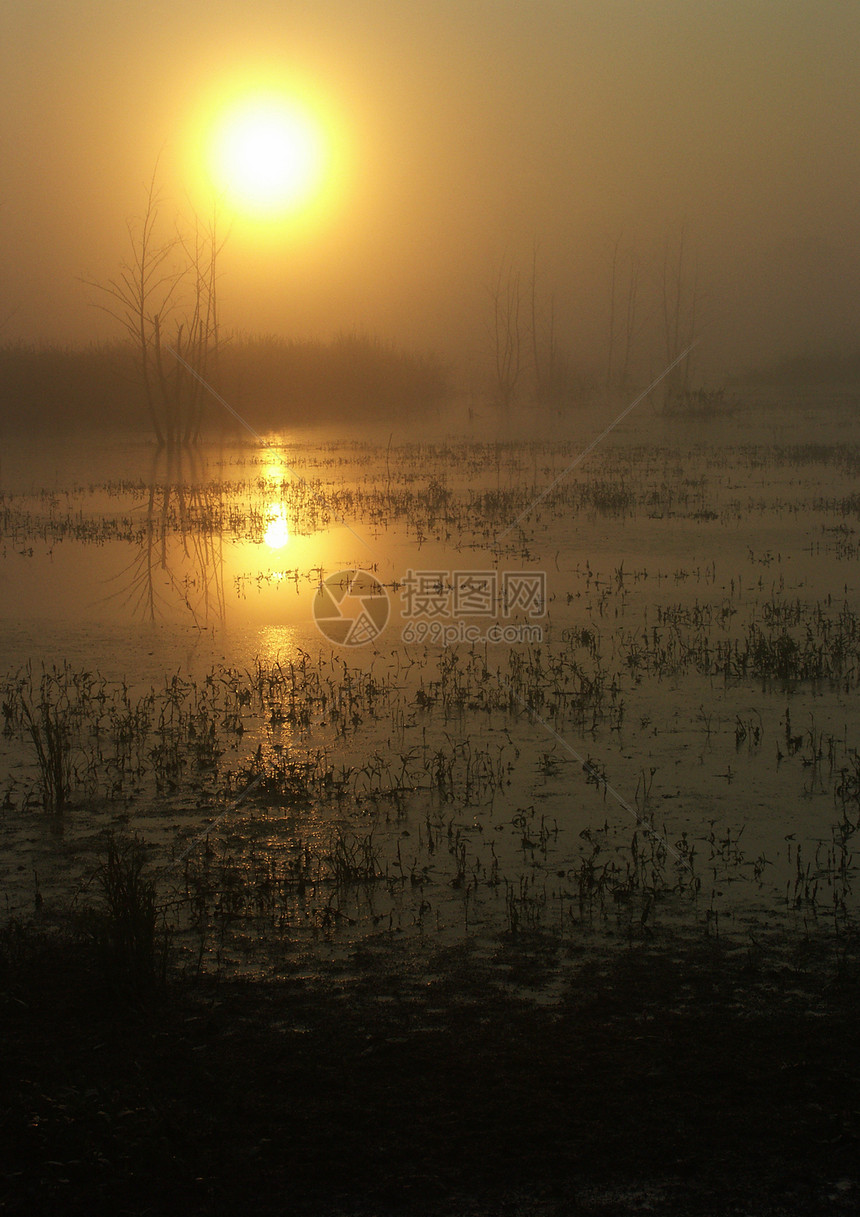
[
  {"x1": 2, "y1": 664, "x2": 95, "y2": 813},
  {"x1": 89, "y1": 832, "x2": 165, "y2": 993}
]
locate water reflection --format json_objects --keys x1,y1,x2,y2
[
  {"x1": 262, "y1": 450, "x2": 289, "y2": 485},
  {"x1": 263, "y1": 505, "x2": 290, "y2": 550},
  {"x1": 115, "y1": 444, "x2": 226, "y2": 627},
  {"x1": 0, "y1": 431, "x2": 399, "y2": 637},
  {"x1": 114, "y1": 440, "x2": 380, "y2": 633}
]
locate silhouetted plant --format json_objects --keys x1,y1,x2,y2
[
  {"x1": 18, "y1": 692, "x2": 72, "y2": 814},
  {"x1": 660, "y1": 225, "x2": 700, "y2": 408},
  {"x1": 488, "y1": 262, "x2": 522, "y2": 412},
  {"x1": 83, "y1": 167, "x2": 225, "y2": 445},
  {"x1": 93, "y1": 832, "x2": 164, "y2": 992}
]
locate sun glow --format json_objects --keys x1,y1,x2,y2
[
  {"x1": 263, "y1": 506, "x2": 290, "y2": 550},
  {"x1": 209, "y1": 97, "x2": 326, "y2": 217},
  {"x1": 263, "y1": 452, "x2": 287, "y2": 483}
]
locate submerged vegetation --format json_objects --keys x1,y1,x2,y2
[
  {"x1": 1, "y1": 429, "x2": 859, "y2": 957},
  {"x1": 3, "y1": 437, "x2": 860, "y2": 962},
  {"x1": 4, "y1": 403, "x2": 860, "y2": 1215}
]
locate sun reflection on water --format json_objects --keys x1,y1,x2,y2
[
  {"x1": 262, "y1": 450, "x2": 288, "y2": 485},
  {"x1": 263, "y1": 505, "x2": 290, "y2": 550}
]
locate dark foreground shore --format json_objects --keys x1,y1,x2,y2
[{"x1": 2, "y1": 923, "x2": 858, "y2": 1216}]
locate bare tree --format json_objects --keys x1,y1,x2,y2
[
  {"x1": 619, "y1": 248, "x2": 640, "y2": 391},
  {"x1": 528, "y1": 243, "x2": 561, "y2": 407},
  {"x1": 605, "y1": 234, "x2": 621, "y2": 389},
  {"x1": 0, "y1": 201, "x2": 20, "y2": 338},
  {"x1": 84, "y1": 168, "x2": 225, "y2": 445},
  {"x1": 660, "y1": 226, "x2": 699, "y2": 407},
  {"x1": 489, "y1": 262, "x2": 522, "y2": 413},
  {"x1": 605, "y1": 235, "x2": 644, "y2": 392}
]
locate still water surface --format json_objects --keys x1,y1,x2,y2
[{"x1": 2, "y1": 405, "x2": 859, "y2": 973}]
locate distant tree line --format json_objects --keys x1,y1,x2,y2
[
  {"x1": 217, "y1": 331, "x2": 450, "y2": 425},
  {"x1": 0, "y1": 333, "x2": 451, "y2": 434},
  {"x1": 486, "y1": 229, "x2": 704, "y2": 413},
  {"x1": 740, "y1": 350, "x2": 860, "y2": 388},
  {"x1": 0, "y1": 170, "x2": 446, "y2": 442}
]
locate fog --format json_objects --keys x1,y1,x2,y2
[
  {"x1": 2, "y1": 0, "x2": 859, "y2": 384},
  {"x1": 4, "y1": 9, "x2": 860, "y2": 1206}
]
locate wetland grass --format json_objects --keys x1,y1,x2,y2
[
  {"x1": 88, "y1": 832, "x2": 166, "y2": 993},
  {"x1": 2, "y1": 620, "x2": 859, "y2": 963},
  {"x1": 6, "y1": 421, "x2": 860, "y2": 1213},
  {"x1": 4, "y1": 426, "x2": 860, "y2": 965},
  {"x1": 2, "y1": 664, "x2": 98, "y2": 813},
  {"x1": 16, "y1": 692, "x2": 72, "y2": 815}
]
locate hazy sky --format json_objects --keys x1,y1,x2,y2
[{"x1": 2, "y1": 0, "x2": 858, "y2": 379}]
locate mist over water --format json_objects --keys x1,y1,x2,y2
[
  {"x1": 4, "y1": 10, "x2": 860, "y2": 1212},
  {"x1": 2, "y1": 392, "x2": 860, "y2": 968}
]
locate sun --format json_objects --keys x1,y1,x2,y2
[{"x1": 209, "y1": 97, "x2": 325, "y2": 217}]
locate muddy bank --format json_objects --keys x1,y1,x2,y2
[{"x1": 2, "y1": 921, "x2": 858, "y2": 1216}]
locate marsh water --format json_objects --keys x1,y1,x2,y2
[{"x1": 2, "y1": 394, "x2": 860, "y2": 976}]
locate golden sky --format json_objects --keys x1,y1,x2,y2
[{"x1": 1, "y1": 0, "x2": 858, "y2": 377}]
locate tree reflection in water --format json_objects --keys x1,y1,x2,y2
[{"x1": 112, "y1": 443, "x2": 226, "y2": 626}]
